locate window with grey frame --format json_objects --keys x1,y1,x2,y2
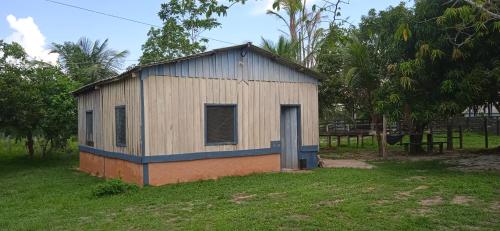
[
  {"x1": 85, "y1": 110, "x2": 93, "y2": 146},
  {"x1": 205, "y1": 104, "x2": 237, "y2": 145},
  {"x1": 115, "y1": 106, "x2": 126, "y2": 147}
]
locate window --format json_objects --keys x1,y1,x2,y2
[
  {"x1": 205, "y1": 105, "x2": 237, "y2": 145},
  {"x1": 85, "y1": 111, "x2": 93, "y2": 146},
  {"x1": 115, "y1": 106, "x2": 126, "y2": 147}
]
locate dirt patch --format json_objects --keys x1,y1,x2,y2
[
  {"x1": 420, "y1": 196, "x2": 444, "y2": 206},
  {"x1": 321, "y1": 159, "x2": 374, "y2": 169},
  {"x1": 406, "y1": 176, "x2": 427, "y2": 181},
  {"x1": 414, "y1": 185, "x2": 430, "y2": 190},
  {"x1": 282, "y1": 169, "x2": 313, "y2": 173},
  {"x1": 451, "y1": 195, "x2": 475, "y2": 205},
  {"x1": 490, "y1": 201, "x2": 500, "y2": 211},
  {"x1": 395, "y1": 191, "x2": 412, "y2": 200},
  {"x1": 374, "y1": 199, "x2": 390, "y2": 205},
  {"x1": 268, "y1": 192, "x2": 287, "y2": 199},
  {"x1": 362, "y1": 187, "x2": 376, "y2": 193},
  {"x1": 411, "y1": 207, "x2": 431, "y2": 215},
  {"x1": 394, "y1": 185, "x2": 429, "y2": 200},
  {"x1": 316, "y1": 199, "x2": 344, "y2": 207},
  {"x1": 288, "y1": 214, "x2": 310, "y2": 221},
  {"x1": 446, "y1": 155, "x2": 500, "y2": 172},
  {"x1": 230, "y1": 193, "x2": 256, "y2": 204}
]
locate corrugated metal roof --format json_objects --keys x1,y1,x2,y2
[{"x1": 73, "y1": 43, "x2": 323, "y2": 96}]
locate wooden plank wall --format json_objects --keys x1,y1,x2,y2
[
  {"x1": 77, "y1": 90, "x2": 102, "y2": 148},
  {"x1": 77, "y1": 77, "x2": 142, "y2": 155},
  {"x1": 144, "y1": 76, "x2": 319, "y2": 156}
]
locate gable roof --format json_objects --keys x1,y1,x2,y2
[{"x1": 73, "y1": 43, "x2": 323, "y2": 96}]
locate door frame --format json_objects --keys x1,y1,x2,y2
[{"x1": 279, "y1": 104, "x2": 302, "y2": 169}]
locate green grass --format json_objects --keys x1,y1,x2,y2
[
  {"x1": 1, "y1": 140, "x2": 499, "y2": 230},
  {"x1": 320, "y1": 132, "x2": 500, "y2": 158}
]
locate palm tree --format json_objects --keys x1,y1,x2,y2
[
  {"x1": 261, "y1": 36, "x2": 298, "y2": 61},
  {"x1": 266, "y1": 0, "x2": 325, "y2": 67},
  {"x1": 266, "y1": 0, "x2": 303, "y2": 43},
  {"x1": 51, "y1": 37, "x2": 129, "y2": 85}
]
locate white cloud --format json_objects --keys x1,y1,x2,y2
[{"x1": 4, "y1": 14, "x2": 58, "y2": 65}]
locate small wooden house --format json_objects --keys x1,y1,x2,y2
[{"x1": 74, "y1": 43, "x2": 321, "y2": 186}]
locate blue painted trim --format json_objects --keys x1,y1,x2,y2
[
  {"x1": 280, "y1": 104, "x2": 302, "y2": 169},
  {"x1": 299, "y1": 151, "x2": 319, "y2": 169},
  {"x1": 85, "y1": 110, "x2": 94, "y2": 146},
  {"x1": 144, "y1": 148, "x2": 274, "y2": 163},
  {"x1": 300, "y1": 145, "x2": 319, "y2": 152},
  {"x1": 79, "y1": 145, "x2": 284, "y2": 164},
  {"x1": 79, "y1": 145, "x2": 142, "y2": 164},
  {"x1": 270, "y1": 140, "x2": 281, "y2": 153},
  {"x1": 142, "y1": 163, "x2": 149, "y2": 185},
  {"x1": 204, "y1": 104, "x2": 238, "y2": 146},
  {"x1": 115, "y1": 105, "x2": 127, "y2": 147}
]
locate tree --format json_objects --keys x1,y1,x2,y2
[
  {"x1": 439, "y1": 0, "x2": 500, "y2": 111},
  {"x1": 0, "y1": 41, "x2": 78, "y2": 157},
  {"x1": 461, "y1": 0, "x2": 500, "y2": 19},
  {"x1": 34, "y1": 64, "x2": 78, "y2": 156},
  {"x1": 316, "y1": 25, "x2": 349, "y2": 120},
  {"x1": 140, "y1": 0, "x2": 246, "y2": 64},
  {"x1": 52, "y1": 37, "x2": 129, "y2": 85},
  {"x1": 267, "y1": 0, "x2": 348, "y2": 67},
  {"x1": 260, "y1": 35, "x2": 298, "y2": 60}
]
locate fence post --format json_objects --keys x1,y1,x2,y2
[
  {"x1": 496, "y1": 117, "x2": 499, "y2": 136},
  {"x1": 458, "y1": 125, "x2": 463, "y2": 149},
  {"x1": 447, "y1": 119, "x2": 453, "y2": 150},
  {"x1": 328, "y1": 135, "x2": 332, "y2": 149},
  {"x1": 484, "y1": 117, "x2": 489, "y2": 149},
  {"x1": 382, "y1": 115, "x2": 387, "y2": 158},
  {"x1": 427, "y1": 133, "x2": 433, "y2": 153}
]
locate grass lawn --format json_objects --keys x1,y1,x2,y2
[{"x1": 1, "y1": 140, "x2": 500, "y2": 230}]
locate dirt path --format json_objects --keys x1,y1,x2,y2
[
  {"x1": 320, "y1": 159, "x2": 374, "y2": 169},
  {"x1": 445, "y1": 154, "x2": 500, "y2": 171}
]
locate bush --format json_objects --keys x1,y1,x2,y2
[{"x1": 92, "y1": 179, "x2": 138, "y2": 197}]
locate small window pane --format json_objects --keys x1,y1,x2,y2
[
  {"x1": 206, "y1": 105, "x2": 237, "y2": 144},
  {"x1": 115, "y1": 106, "x2": 126, "y2": 147},
  {"x1": 85, "y1": 111, "x2": 93, "y2": 146}
]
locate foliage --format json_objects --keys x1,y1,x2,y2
[
  {"x1": 266, "y1": 0, "x2": 348, "y2": 67},
  {"x1": 317, "y1": 0, "x2": 500, "y2": 154},
  {"x1": 0, "y1": 41, "x2": 78, "y2": 157},
  {"x1": 92, "y1": 179, "x2": 139, "y2": 197},
  {"x1": 140, "y1": 0, "x2": 246, "y2": 64},
  {"x1": 52, "y1": 37, "x2": 129, "y2": 85},
  {"x1": 260, "y1": 35, "x2": 298, "y2": 61}
]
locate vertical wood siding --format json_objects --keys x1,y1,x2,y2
[
  {"x1": 77, "y1": 77, "x2": 142, "y2": 155},
  {"x1": 77, "y1": 90, "x2": 102, "y2": 148},
  {"x1": 143, "y1": 76, "x2": 319, "y2": 156}
]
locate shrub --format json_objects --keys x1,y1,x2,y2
[{"x1": 92, "y1": 179, "x2": 138, "y2": 197}]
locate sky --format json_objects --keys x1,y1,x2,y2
[{"x1": 1, "y1": 0, "x2": 410, "y2": 70}]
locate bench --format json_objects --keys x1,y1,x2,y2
[{"x1": 402, "y1": 141, "x2": 445, "y2": 153}]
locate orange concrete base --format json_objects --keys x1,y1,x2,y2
[
  {"x1": 79, "y1": 152, "x2": 280, "y2": 186},
  {"x1": 79, "y1": 152, "x2": 144, "y2": 185},
  {"x1": 148, "y1": 154, "x2": 280, "y2": 186}
]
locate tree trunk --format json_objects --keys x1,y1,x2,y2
[
  {"x1": 409, "y1": 124, "x2": 425, "y2": 154},
  {"x1": 26, "y1": 132, "x2": 35, "y2": 158},
  {"x1": 41, "y1": 139, "x2": 50, "y2": 158},
  {"x1": 372, "y1": 114, "x2": 384, "y2": 156}
]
